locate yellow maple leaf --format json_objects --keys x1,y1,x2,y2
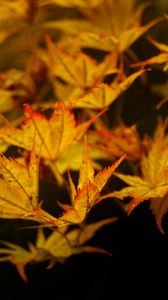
[
  {"x1": 0, "y1": 150, "x2": 39, "y2": 219},
  {"x1": 0, "y1": 217, "x2": 115, "y2": 281},
  {"x1": 0, "y1": 147, "x2": 59, "y2": 225},
  {"x1": 103, "y1": 120, "x2": 168, "y2": 231},
  {"x1": 46, "y1": 0, "x2": 161, "y2": 52},
  {"x1": 56, "y1": 139, "x2": 125, "y2": 226},
  {"x1": 68, "y1": 69, "x2": 145, "y2": 109},
  {"x1": 45, "y1": 34, "x2": 118, "y2": 89},
  {"x1": 35, "y1": 218, "x2": 114, "y2": 259},
  {"x1": 0, "y1": 103, "x2": 106, "y2": 186},
  {"x1": 0, "y1": 241, "x2": 36, "y2": 282},
  {"x1": 92, "y1": 123, "x2": 144, "y2": 161},
  {"x1": 40, "y1": 35, "x2": 144, "y2": 109},
  {"x1": 0, "y1": 103, "x2": 103, "y2": 160}
]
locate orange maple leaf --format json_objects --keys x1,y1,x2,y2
[
  {"x1": 91, "y1": 123, "x2": 144, "y2": 161},
  {"x1": 56, "y1": 139, "x2": 125, "y2": 226},
  {"x1": 0, "y1": 103, "x2": 105, "y2": 175},
  {"x1": 103, "y1": 120, "x2": 168, "y2": 232}
]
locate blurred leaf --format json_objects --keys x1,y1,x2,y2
[
  {"x1": 0, "y1": 217, "x2": 114, "y2": 281},
  {"x1": 47, "y1": 0, "x2": 161, "y2": 52}
]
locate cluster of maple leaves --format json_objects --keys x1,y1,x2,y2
[{"x1": 0, "y1": 0, "x2": 167, "y2": 281}]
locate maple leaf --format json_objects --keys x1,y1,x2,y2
[
  {"x1": 92, "y1": 123, "x2": 144, "y2": 161},
  {"x1": 0, "y1": 103, "x2": 106, "y2": 186},
  {"x1": 131, "y1": 37, "x2": 168, "y2": 71},
  {"x1": 43, "y1": 35, "x2": 144, "y2": 109},
  {"x1": 46, "y1": 68, "x2": 144, "y2": 110},
  {"x1": 46, "y1": 0, "x2": 161, "y2": 52},
  {"x1": 103, "y1": 120, "x2": 168, "y2": 231},
  {"x1": 0, "y1": 241, "x2": 36, "y2": 282},
  {"x1": 0, "y1": 103, "x2": 105, "y2": 178},
  {"x1": 67, "y1": 69, "x2": 145, "y2": 109},
  {"x1": 45, "y1": 35, "x2": 118, "y2": 87},
  {"x1": 0, "y1": 147, "x2": 58, "y2": 225},
  {"x1": 56, "y1": 139, "x2": 125, "y2": 226},
  {"x1": 0, "y1": 150, "x2": 39, "y2": 219},
  {"x1": 35, "y1": 218, "x2": 115, "y2": 260},
  {"x1": 0, "y1": 217, "x2": 115, "y2": 281}
]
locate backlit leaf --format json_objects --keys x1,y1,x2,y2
[
  {"x1": 93, "y1": 123, "x2": 144, "y2": 161},
  {"x1": 45, "y1": 35, "x2": 118, "y2": 90},
  {"x1": 0, "y1": 148, "x2": 58, "y2": 225},
  {"x1": 0, "y1": 103, "x2": 103, "y2": 162},
  {"x1": 106, "y1": 120, "x2": 168, "y2": 231},
  {"x1": 48, "y1": 0, "x2": 161, "y2": 52},
  {"x1": 56, "y1": 142, "x2": 125, "y2": 226},
  {"x1": 65, "y1": 69, "x2": 145, "y2": 109}
]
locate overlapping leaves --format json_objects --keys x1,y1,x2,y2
[
  {"x1": 0, "y1": 103, "x2": 105, "y2": 180},
  {"x1": 0, "y1": 0, "x2": 167, "y2": 284},
  {"x1": 106, "y1": 120, "x2": 168, "y2": 232},
  {"x1": 44, "y1": 35, "x2": 145, "y2": 109},
  {"x1": 47, "y1": 0, "x2": 161, "y2": 52}
]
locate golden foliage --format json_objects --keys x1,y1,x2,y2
[
  {"x1": 0, "y1": 0, "x2": 167, "y2": 282},
  {"x1": 47, "y1": 0, "x2": 161, "y2": 52},
  {"x1": 104, "y1": 121, "x2": 168, "y2": 232}
]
